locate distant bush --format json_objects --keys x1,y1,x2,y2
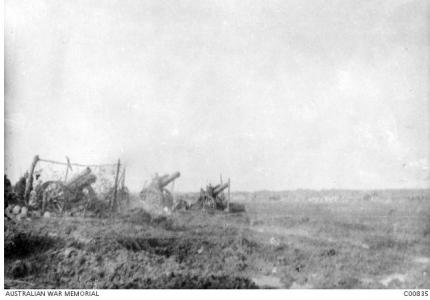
[{"x1": 4, "y1": 175, "x2": 19, "y2": 207}]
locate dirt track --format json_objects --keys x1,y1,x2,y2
[{"x1": 4, "y1": 190, "x2": 430, "y2": 289}]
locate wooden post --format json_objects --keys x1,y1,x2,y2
[
  {"x1": 112, "y1": 159, "x2": 121, "y2": 212},
  {"x1": 121, "y1": 167, "x2": 126, "y2": 189},
  {"x1": 121, "y1": 167, "x2": 130, "y2": 206},
  {"x1": 227, "y1": 178, "x2": 231, "y2": 212},
  {"x1": 64, "y1": 166, "x2": 69, "y2": 182},
  {"x1": 24, "y1": 155, "x2": 40, "y2": 205},
  {"x1": 64, "y1": 156, "x2": 72, "y2": 182},
  {"x1": 171, "y1": 179, "x2": 176, "y2": 204}
]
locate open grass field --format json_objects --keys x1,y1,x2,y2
[{"x1": 4, "y1": 189, "x2": 430, "y2": 289}]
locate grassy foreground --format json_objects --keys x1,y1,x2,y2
[{"x1": 4, "y1": 189, "x2": 430, "y2": 289}]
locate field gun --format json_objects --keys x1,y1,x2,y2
[
  {"x1": 140, "y1": 171, "x2": 181, "y2": 210},
  {"x1": 192, "y1": 181, "x2": 230, "y2": 210},
  {"x1": 34, "y1": 167, "x2": 98, "y2": 214},
  {"x1": 155, "y1": 172, "x2": 181, "y2": 189},
  {"x1": 213, "y1": 183, "x2": 229, "y2": 197},
  {"x1": 191, "y1": 179, "x2": 246, "y2": 213}
]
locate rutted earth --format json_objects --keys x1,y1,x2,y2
[{"x1": 4, "y1": 193, "x2": 430, "y2": 289}]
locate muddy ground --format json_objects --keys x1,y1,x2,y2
[{"x1": 4, "y1": 190, "x2": 430, "y2": 289}]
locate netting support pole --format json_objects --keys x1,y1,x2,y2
[
  {"x1": 112, "y1": 159, "x2": 121, "y2": 212},
  {"x1": 227, "y1": 178, "x2": 231, "y2": 212},
  {"x1": 64, "y1": 166, "x2": 69, "y2": 182},
  {"x1": 24, "y1": 155, "x2": 40, "y2": 205},
  {"x1": 121, "y1": 167, "x2": 126, "y2": 189},
  {"x1": 171, "y1": 179, "x2": 176, "y2": 204},
  {"x1": 64, "y1": 156, "x2": 72, "y2": 182}
]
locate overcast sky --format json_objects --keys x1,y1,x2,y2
[{"x1": 5, "y1": 0, "x2": 430, "y2": 192}]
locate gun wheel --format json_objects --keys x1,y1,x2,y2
[
  {"x1": 41, "y1": 181, "x2": 69, "y2": 214},
  {"x1": 140, "y1": 188, "x2": 163, "y2": 207},
  {"x1": 161, "y1": 189, "x2": 174, "y2": 208}
]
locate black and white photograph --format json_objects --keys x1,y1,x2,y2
[{"x1": 3, "y1": 0, "x2": 430, "y2": 292}]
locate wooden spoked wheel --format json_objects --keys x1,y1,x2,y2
[{"x1": 41, "y1": 181, "x2": 69, "y2": 214}]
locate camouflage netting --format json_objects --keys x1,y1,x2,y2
[
  {"x1": 33, "y1": 161, "x2": 118, "y2": 197},
  {"x1": 25, "y1": 159, "x2": 127, "y2": 215}
]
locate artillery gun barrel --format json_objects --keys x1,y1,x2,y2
[
  {"x1": 213, "y1": 182, "x2": 229, "y2": 196},
  {"x1": 67, "y1": 167, "x2": 91, "y2": 185},
  {"x1": 159, "y1": 171, "x2": 181, "y2": 188},
  {"x1": 66, "y1": 167, "x2": 96, "y2": 190}
]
